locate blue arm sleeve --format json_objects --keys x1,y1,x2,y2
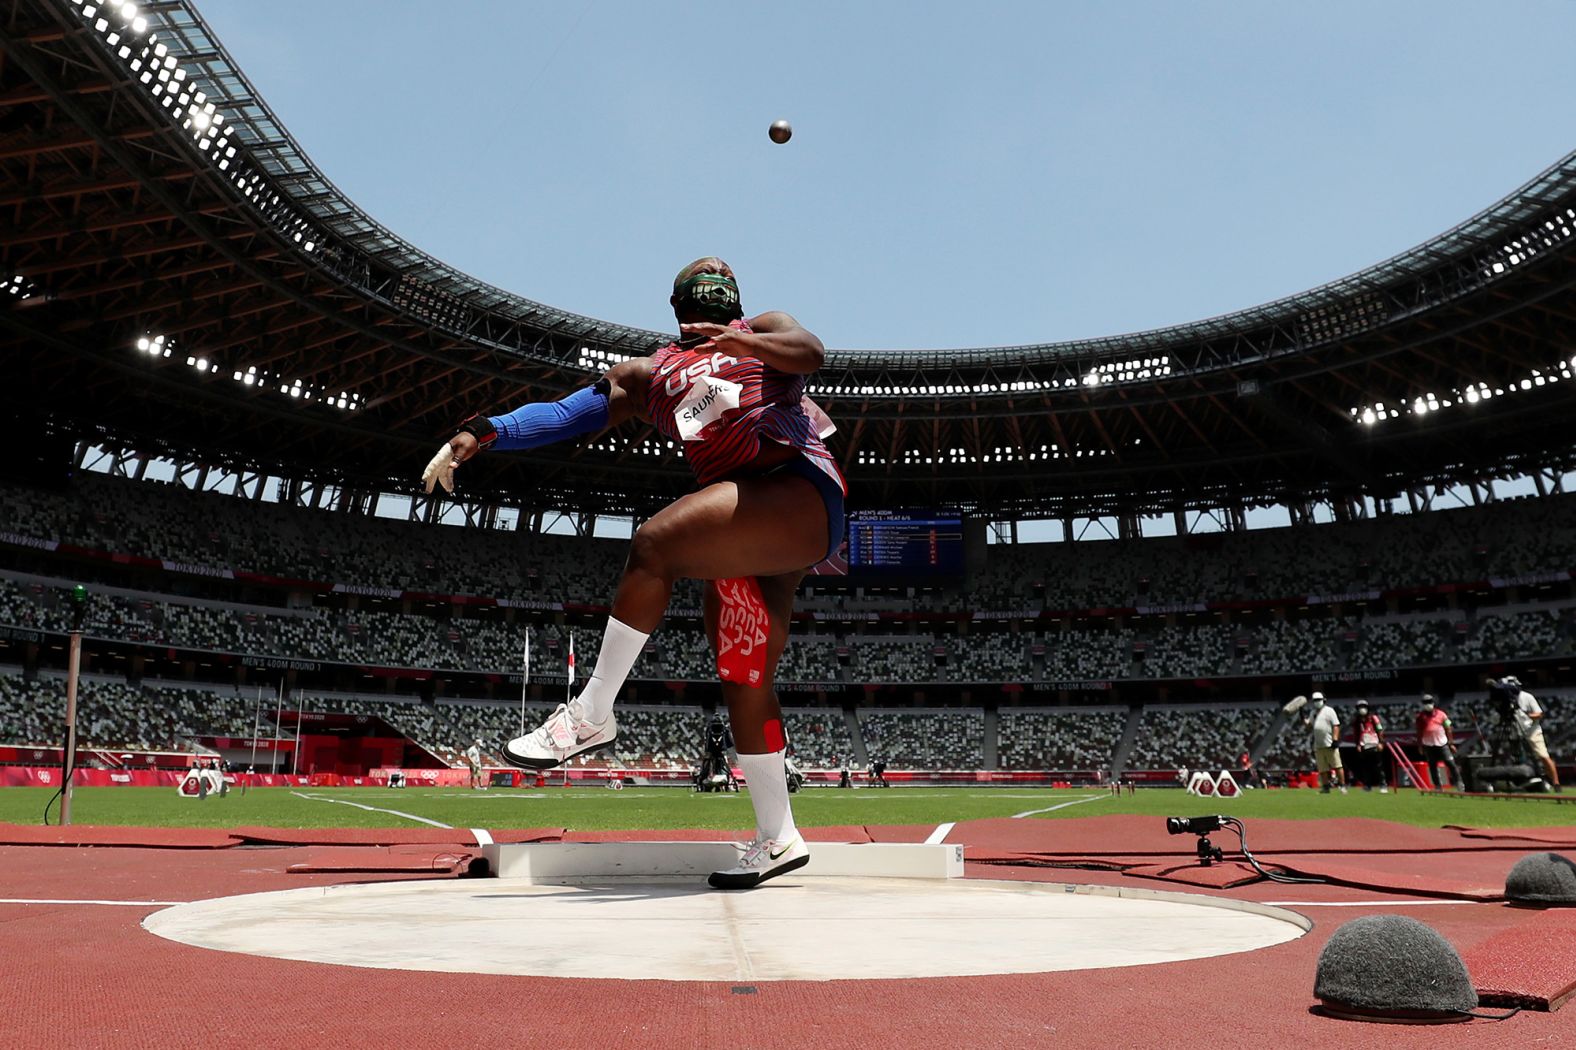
[{"x1": 487, "y1": 384, "x2": 610, "y2": 451}]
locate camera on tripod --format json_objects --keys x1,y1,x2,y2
[
  {"x1": 692, "y1": 716, "x2": 738, "y2": 793},
  {"x1": 1166, "y1": 815, "x2": 1227, "y2": 866},
  {"x1": 1463, "y1": 676, "x2": 1543, "y2": 793}
]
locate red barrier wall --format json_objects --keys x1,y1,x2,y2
[{"x1": 0, "y1": 767, "x2": 313, "y2": 788}]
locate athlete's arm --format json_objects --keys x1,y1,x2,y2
[
  {"x1": 680, "y1": 311, "x2": 826, "y2": 375},
  {"x1": 421, "y1": 358, "x2": 653, "y2": 492}
]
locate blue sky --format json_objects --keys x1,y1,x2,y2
[{"x1": 199, "y1": 1, "x2": 1576, "y2": 352}]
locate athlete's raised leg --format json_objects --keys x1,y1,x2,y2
[
  {"x1": 504, "y1": 471, "x2": 829, "y2": 771},
  {"x1": 612, "y1": 471, "x2": 828, "y2": 633}
]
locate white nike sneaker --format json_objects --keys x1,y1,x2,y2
[
  {"x1": 709, "y1": 834, "x2": 809, "y2": 890},
  {"x1": 503, "y1": 702, "x2": 616, "y2": 770}
]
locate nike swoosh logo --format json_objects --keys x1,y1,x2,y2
[
  {"x1": 769, "y1": 840, "x2": 798, "y2": 860},
  {"x1": 657, "y1": 360, "x2": 679, "y2": 375}
]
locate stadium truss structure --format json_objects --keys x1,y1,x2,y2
[{"x1": 3, "y1": 0, "x2": 1576, "y2": 526}]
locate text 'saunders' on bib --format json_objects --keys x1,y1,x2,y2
[
  {"x1": 714, "y1": 577, "x2": 769, "y2": 686},
  {"x1": 675, "y1": 377, "x2": 743, "y2": 442}
]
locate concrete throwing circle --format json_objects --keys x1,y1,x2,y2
[{"x1": 144, "y1": 877, "x2": 1308, "y2": 981}]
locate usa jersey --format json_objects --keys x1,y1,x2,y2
[{"x1": 645, "y1": 319, "x2": 845, "y2": 492}]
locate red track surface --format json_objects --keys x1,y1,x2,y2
[{"x1": 2, "y1": 816, "x2": 1573, "y2": 1049}]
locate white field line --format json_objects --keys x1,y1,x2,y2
[
  {"x1": 289, "y1": 790, "x2": 452, "y2": 829},
  {"x1": 1262, "y1": 899, "x2": 1484, "y2": 908},
  {"x1": 403, "y1": 789, "x2": 1065, "y2": 800},
  {"x1": 0, "y1": 898, "x2": 183, "y2": 906},
  {"x1": 924, "y1": 822, "x2": 956, "y2": 844},
  {"x1": 1011, "y1": 794, "x2": 1109, "y2": 819}
]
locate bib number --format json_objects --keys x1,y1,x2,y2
[{"x1": 675, "y1": 376, "x2": 743, "y2": 442}]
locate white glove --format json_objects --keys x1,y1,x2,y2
[{"x1": 421, "y1": 441, "x2": 459, "y2": 494}]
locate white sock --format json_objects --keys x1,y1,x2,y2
[
  {"x1": 571, "y1": 618, "x2": 649, "y2": 724},
  {"x1": 736, "y1": 749, "x2": 798, "y2": 843}
]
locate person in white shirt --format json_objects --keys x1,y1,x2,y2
[
  {"x1": 1305, "y1": 692, "x2": 1347, "y2": 794},
  {"x1": 1501, "y1": 677, "x2": 1561, "y2": 792},
  {"x1": 464, "y1": 740, "x2": 484, "y2": 790}
]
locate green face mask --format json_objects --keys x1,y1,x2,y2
[{"x1": 674, "y1": 272, "x2": 743, "y2": 323}]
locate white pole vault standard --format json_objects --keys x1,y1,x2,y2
[
  {"x1": 292, "y1": 690, "x2": 304, "y2": 776},
  {"x1": 245, "y1": 685, "x2": 262, "y2": 795},
  {"x1": 562, "y1": 630, "x2": 575, "y2": 789},
  {"x1": 59, "y1": 627, "x2": 83, "y2": 825},
  {"x1": 566, "y1": 630, "x2": 575, "y2": 703},
  {"x1": 519, "y1": 627, "x2": 530, "y2": 737},
  {"x1": 272, "y1": 678, "x2": 284, "y2": 773}
]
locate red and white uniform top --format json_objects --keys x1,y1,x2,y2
[
  {"x1": 1415, "y1": 708, "x2": 1451, "y2": 748},
  {"x1": 645, "y1": 319, "x2": 845, "y2": 492}
]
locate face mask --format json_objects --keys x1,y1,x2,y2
[
  {"x1": 674, "y1": 272, "x2": 742, "y2": 323},
  {"x1": 1423, "y1": 703, "x2": 1435, "y2": 712},
  {"x1": 1313, "y1": 699, "x2": 1325, "y2": 710}
]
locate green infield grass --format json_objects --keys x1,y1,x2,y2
[{"x1": 2, "y1": 784, "x2": 1571, "y2": 832}]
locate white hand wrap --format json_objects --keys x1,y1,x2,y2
[{"x1": 421, "y1": 442, "x2": 458, "y2": 494}]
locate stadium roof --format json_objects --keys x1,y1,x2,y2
[{"x1": 3, "y1": 0, "x2": 1575, "y2": 520}]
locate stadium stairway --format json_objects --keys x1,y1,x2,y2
[
  {"x1": 844, "y1": 708, "x2": 869, "y2": 766},
  {"x1": 982, "y1": 707, "x2": 999, "y2": 770},
  {"x1": 1250, "y1": 705, "x2": 1294, "y2": 767},
  {"x1": 1109, "y1": 706, "x2": 1144, "y2": 779}
]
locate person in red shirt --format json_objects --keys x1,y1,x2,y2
[
  {"x1": 1238, "y1": 747, "x2": 1262, "y2": 788},
  {"x1": 1352, "y1": 701, "x2": 1389, "y2": 793},
  {"x1": 1414, "y1": 694, "x2": 1460, "y2": 790}
]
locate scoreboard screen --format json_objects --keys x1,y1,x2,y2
[{"x1": 846, "y1": 511, "x2": 965, "y2": 575}]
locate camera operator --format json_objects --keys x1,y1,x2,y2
[
  {"x1": 869, "y1": 755, "x2": 888, "y2": 788},
  {"x1": 695, "y1": 715, "x2": 738, "y2": 792},
  {"x1": 1414, "y1": 694, "x2": 1461, "y2": 790},
  {"x1": 1491, "y1": 676, "x2": 1561, "y2": 792}
]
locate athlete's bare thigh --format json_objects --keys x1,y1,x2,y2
[{"x1": 631, "y1": 472, "x2": 828, "y2": 582}]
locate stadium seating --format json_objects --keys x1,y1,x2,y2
[
  {"x1": 2, "y1": 574, "x2": 1570, "y2": 684},
  {"x1": 1124, "y1": 704, "x2": 1277, "y2": 772},
  {"x1": 996, "y1": 707, "x2": 1126, "y2": 770},
  {"x1": 781, "y1": 708, "x2": 855, "y2": 766},
  {"x1": 858, "y1": 709, "x2": 984, "y2": 768},
  {"x1": 2, "y1": 666, "x2": 1564, "y2": 777},
  {"x1": 7, "y1": 474, "x2": 1576, "y2": 614},
  {"x1": 2, "y1": 473, "x2": 1573, "y2": 776}
]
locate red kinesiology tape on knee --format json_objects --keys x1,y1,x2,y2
[
  {"x1": 713, "y1": 576, "x2": 769, "y2": 687},
  {"x1": 763, "y1": 717, "x2": 786, "y2": 753}
]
